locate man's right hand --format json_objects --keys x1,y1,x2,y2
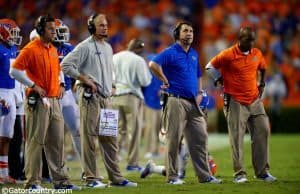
[
  {"x1": 78, "y1": 75, "x2": 97, "y2": 93},
  {"x1": 161, "y1": 82, "x2": 169, "y2": 89},
  {"x1": 32, "y1": 85, "x2": 46, "y2": 97},
  {"x1": 214, "y1": 77, "x2": 223, "y2": 87}
]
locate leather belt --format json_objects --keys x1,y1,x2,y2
[
  {"x1": 114, "y1": 92, "x2": 140, "y2": 99},
  {"x1": 168, "y1": 94, "x2": 194, "y2": 102}
]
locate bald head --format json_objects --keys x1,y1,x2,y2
[
  {"x1": 127, "y1": 39, "x2": 145, "y2": 54},
  {"x1": 238, "y1": 27, "x2": 256, "y2": 52},
  {"x1": 93, "y1": 14, "x2": 108, "y2": 40}
]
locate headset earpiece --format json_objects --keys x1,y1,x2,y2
[
  {"x1": 87, "y1": 14, "x2": 98, "y2": 35},
  {"x1": 35, "y1": 14, "x2": 54, "y2": 36},
  {"x1": 173, "y1": 25, "x2": 180, "y2": 41},
  {"x1": 36, "y1": 16, "x2": 46, "y2": 35}
]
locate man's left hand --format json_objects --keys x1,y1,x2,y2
[
  {"x1": 58, "y1": 85, "x2": 65, "y2": 99},
  {"x1": 258, "y1": 82, "x2": 265, "y2": 98},
  {"x1": 196, "y1": 93, "x2": 203, "y2": 105}
]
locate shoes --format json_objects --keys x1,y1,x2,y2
[
  {"x1": 233, "y1": 174, "x2": 248, "y2": 183},
  {"x1": 86, "y1": 180, "x2": 107, "y2": 188},
  {"x1": 111, "y1": 180, "x2": 137, "y2": 187},
  {"x1": 256, "y1": 173, "x2": 277, "y2": 182},
  {"x1": 27, "y1": 184, "x2": 44, "y2": 190},
  {"x1": 202, "y1": 176, "x2": 222, "y2": 184},
  {"x1": 168, "y1": 179, "x2": 185, "y2": 185},
  {"x1": 140, "y1": 160, "x2": 155, "y2": 178},
  {"x1": 54, "y1": 183, "x2": 81, "y2": 190},
  {"x1": 126, "y1": 165, "x2": 143, "y2": 172}
]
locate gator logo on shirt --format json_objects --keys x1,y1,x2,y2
[
  {"x1": 192, "y1": 56, "x2": 197, "y2": 61},
  {"x1": 50, "y1": 51, "x2": 58, "y2": 58},
  {"x1": 252, "y1": 56, "x2": 258, "y2": 61}
]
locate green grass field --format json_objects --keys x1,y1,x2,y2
[{"x1": 1, "y1": 134, "x2": 300, "y2": 194}]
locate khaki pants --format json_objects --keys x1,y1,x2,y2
[
  {"x1": 144, "y1": 106, "x2": 161, "y2": 155},
  {"x1": 164, "y1": 97, "x2": 211, "y2": 182},
  {"x1": 24, "y1": 98, "x2": 69, "y2": 187},
  {"x1": 112, "y1": 94, "x2": 142, "y2": 166},
  {"x1": 224, "y1": 97, "x2": 270, "y2": 177},
  {"x1": 78, "y1": 86, "x2": 124, "y2": 183}
]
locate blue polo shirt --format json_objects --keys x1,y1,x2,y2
[
  {"x1": 151, "y1": 43, "x2": 202, "y2": 99},
  {"x1": 0, "y1": 44, "x2": 18, "y2": 89}
]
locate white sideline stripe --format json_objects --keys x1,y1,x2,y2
[{"x1": 208, "y1": 133, "x2": 250, "y2": 151}]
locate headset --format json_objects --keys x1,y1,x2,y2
[
  {"x1": 173, "y1": 21, "x2": 192, "y2": 41},
  {"x1": 87, "y1": 13, "x2": 98, "y2": 35},
  {"x1": 36, "y1": 14, "x2": 54, "y2": 36}
]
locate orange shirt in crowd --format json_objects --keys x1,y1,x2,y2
[
  {"x1": 210, "y1": 44, "x2": 267, "y2": 105},
  {"x1": 12, "y1": 38, "x2": 61, "y2": 97}
]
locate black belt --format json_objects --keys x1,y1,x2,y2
[
  {"x1": 114, "y1": 92, "x2": 140, "y2": 99},
  {"x1": 78, "y1": 83, "x2": 108, "y2": 98},
  {"x1": 168, "y1": 94, "x2": 194, "y2": 102}
]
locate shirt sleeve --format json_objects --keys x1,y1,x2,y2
[
  {"x1": 61, "y1": 44, "x2": 87, "y2": 79},
  {"x1": 210, "y1": 52, "x2": 224, "y2": 69},
  {"x1": 151, "y1": 49, "x2": 169, "y2": 67},
  {"x1": 12, "y1": 48, "x2": 30, "y2": 70},
  {"x1": 258, "y1": 51, "x2": 267, "y2": 70}
]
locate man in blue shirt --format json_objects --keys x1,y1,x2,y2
[{"x1": 149, "y1": 21, "x2": 221, "y2": 184}]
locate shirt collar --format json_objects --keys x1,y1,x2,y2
[
  {"x1": 173, "y1": 42, "x2": 191, "y2": 54},
  {"x1": 234, "y1": 43, "x2": 252, "y2": 55},
  {"x1": 36, "y1": 38, "x2": 53, "y2": 49}
]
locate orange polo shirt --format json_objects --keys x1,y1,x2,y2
[
  {"x1": 210, "y1": 44, "x2": 267, "y2": 105},
  {"x1": 12, "y1": 39, "x2": 61, "y2": 97}
]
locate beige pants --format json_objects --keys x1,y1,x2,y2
[
  {"x1": 144, "y1": 106, "x2": 161, "y2": 155},
  {"x1": 112, "y1": 94, "x2": 142, "y2": 166},
  {"x1": 224, "y1": 96, "x2": 270, "y2": 177},
  {"x1": 78, "y1": 86, "x2": 124, "y2": 183},
  {"x1": 24, "y1": 97, "x2": 69, "y2": 187},
  {"x1": 164, "y1": 96, "x2": 211, "y2": 182}
]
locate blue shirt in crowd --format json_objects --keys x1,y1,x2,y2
[{"x1": 151, "y1": 43, "x2": 202, "y2": 99}]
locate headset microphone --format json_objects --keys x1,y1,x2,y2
[{"x1": 96, "y1": 33, "x2": 108, "y2": 38}]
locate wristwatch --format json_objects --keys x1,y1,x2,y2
[
  {"x1": 60, "y1": 83, "x2": 66, "y2": 88},
  {"x1": 198, "y1": 89, "x2": 204, "y2": 95},
  {"x1": 30, "y1": 83, "x2": 35, "y2": 88}
]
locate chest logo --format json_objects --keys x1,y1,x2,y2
[{"x1": 252, "y1": 56, "x2": 258, "y2": 61}]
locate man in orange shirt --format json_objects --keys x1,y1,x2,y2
[
  {"x1": 206, "y1": 27, "x2": 276, "y2": 183},
  {"x1": 10, "y1": 14, "x2": 79, "y2": 190}
]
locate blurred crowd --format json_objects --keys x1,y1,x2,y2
[{"x1": 0, "y1": 0, "x2": 299, "y2": 106}]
